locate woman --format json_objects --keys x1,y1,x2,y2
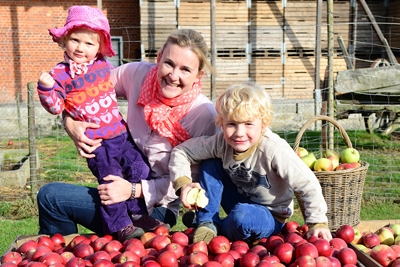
[{"x1": 37, "y1": 29, "x2": 219, "y2": 236}]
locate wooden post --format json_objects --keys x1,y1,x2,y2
[
  {"x1": 210, "y1": 0, "x2": 216, "y2": 101},
  {"x1": 27, "y1": 82, "x2": 38, "y2": 201},
  {"x1": 327, "y1": 0, "x2": 334, "y2": 149}
]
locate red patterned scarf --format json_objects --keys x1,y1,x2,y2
[{"x1": 137, "y1": 66, "x2": 202, "y2": 147}]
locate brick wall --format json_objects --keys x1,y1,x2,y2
[{"x1": 0, "y1": 1, "x2": 140, "y2": 104}]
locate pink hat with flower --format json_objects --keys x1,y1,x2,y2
[{"x1": 49, "y1": 5, "x2": 116, "y2": 57}]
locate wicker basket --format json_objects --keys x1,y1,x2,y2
[{"x1": 293, "y1": 115, "x2": 369, "y2": 231}]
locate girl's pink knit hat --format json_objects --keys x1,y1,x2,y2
[{"x1": 49, "y1": 5, "x2": 116, "y2": 57}]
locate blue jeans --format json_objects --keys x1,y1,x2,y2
[
  {"x1": 197, "y1": 158, "x2": 284, "y2": 242},
  {"x1": 37, "y1": 182, "x2": 176, "y2": 235}
]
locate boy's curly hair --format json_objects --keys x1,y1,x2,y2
[{"x1": 215, "y1": 81, "x2": 273, "y2": 127}]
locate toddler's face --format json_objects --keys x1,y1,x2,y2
[
  {"x1": 64, "y1": 29, "x2": 100, "y2": 64},
  {"x1": 222, "y1": 118, "x2": 266, "y2": 153}
]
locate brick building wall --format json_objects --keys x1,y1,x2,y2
[{"x1": 0, "y1": 1, "x2": 140, "y2": 105}]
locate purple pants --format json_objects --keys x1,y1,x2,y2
[{"x1": 87, "y1": 131, "x2": 150, "y2": 233}]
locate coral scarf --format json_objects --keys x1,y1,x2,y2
[{"x1": 137, "y1": 66, "x2": 202, "y2": 147}]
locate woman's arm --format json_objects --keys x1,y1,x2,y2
[{"x1": 64, "y1": 114, "x2": 102, "y2": 157}]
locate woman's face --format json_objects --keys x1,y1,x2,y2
[{"x1": 157, "y1": 43, "x2": 204, "y2": 99}]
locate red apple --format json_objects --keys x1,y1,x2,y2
[
  {"x1": 141, "y1": 232, "x2": 157, "y2": 248},
  {"x1": 154, "y1": 226, "x2": 170, "y2": 236},
  {"x1": 115, "y1": 262, "x2": 141, "y2": 267},
  {"x1": 170, "y1": 232, "x2": 189, "y2": 247},
  {"x1": 329, "y1": 238, "x2": 347, "y2": 251},
  {"x1": 102, "y1": 240, "x2": 123, "y2": 253},
  {"x1": 89, "y1": 251, "x2": 112, "y2": 264},
  {"x1": 250, "y1": 245, "x2": 267, "y2": 257},
  {"x1": 92, "y1": 259, "x2": 114, "y2": 267},
  {"x1": 314, "y1": 256, "x2": 331, "y2": 267},
  {"x1": 91, "y1": 237, "x2": 110, "y2": 252},
  {"x1": 335, "y1": 225, "x2": 355, "y2": 244},
  {"x1": 26, "y1": 263, "x2": 47, "y2": 267},
  {"x1": 8, "y1": 140, "x2": 13, "y2": 146},
  {"x1": 370, "y1": 244, "x2": 396, "y2": 267},
  {"x1": 265, "y1": 236, "x2": 284, "y2": 252},
  {"x1": 295, "y1": 242, "x2": 318, "y2": 258},
  {"x1": 214, "y1": 252, "x2": 235, "y2": 267},
  {"x1": 36, "y1": 236, "x2": 55, "y2": 251},
  {"x1": 31, "y1": 246, "x2": 53, "y2": 261},
  {"x1": 313, "y1": 238, "x2": 331, "y2": 257},
  {"x1": 189, "y1": 240, "x2": 209, "y2": 255},
  {"x1": 204, "y1": 261, "x2": 223, "y2": 267},
  {"x1": 297, "y1": 225, "x2": 309, "y2": 236},
  {"x1": 273, "y1": 243, "x2": 294, "y2": 265},
  {"x1": 38, "y1": 252, "x2": 64, "y2": 266},
  {"x1": 390, "y1": 244, "x2": 400, "y2": 258},
  {"x1": 227, "y1": 249, "x2": 241, "y2": 262},
  {"x1": 65, "y1": 257, "x2": 86, "y2": 267},
  {"x1": 123, "y1": 243, "x2": 146, "y2": 258},
  {"x1": 284, "y1": 232, "x2": 304, "y2": 245},
  {"x1": 283, "y1": 221, "x2": 299, "y2": 234},
  {"x1": 189, "y1": 251, "x2": 209, "y2": 265},
  {"x1": 208, "y1": 236, "x2": 231, "y2": 255},
  {"x1": 231, "y1": 245, "x2": 249, "y2": 256},
  {"x1": 239, "y1": 252, "x2": 260, "y2": 267},
  {"x1": 73, "y1": 243, "x2": 94, "y2": 258},
  {"x1": 260, "y1": 254, "x2": 280, "y2": 264},
  {"x1": 391, "y1": 258, "x2": 400, "y2": 267},
  {"x1": 362, "y1": 232, "x2": 381, "y2": 248},
  {"x1": 327, "y1": 257, "x2": 340, "y2": 267},
  {"x1": 17, "y1": 240, "x2": 38, "y2": 254},
  {"x1": 164, "y1": 243, "x2": 184, "y2": 259},
  {"x1": 1, "y1": 252, "x2": 23, "y2": 265},
  {"x1": 114, "y1": 251, "x2": 141, "y2": 264},
  {"x1": 294, "y1": 255, "x2": 316, "y2": 267},
  {"x1": 50, "y1": 233, "x2": 65, "y2": 248},
  {"x1": 60, "y1": 251, "x2": 75, "y2": 265},
  {"x1": 150, "y1": 235, "x2": 171, "y2": 251},
  {"x1": 337, "y1": 248, "x2": 357, "y2": 266},
  {"x1": 67, "y1": 236, "x2": 89, "y2": 251},
  {"x1": 231, "y1": 240, "x2": 249, "y2": 250},
  {"x1": 255, "y1": 261, "x2": 275, "y2": 267},
  {"x1": 157, "y1": 251, "x2": 178, "y2": 267}
]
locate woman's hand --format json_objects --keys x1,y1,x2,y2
[
  {"x1": 180, "y1": 182, "x2": 203, "y2": 209},
  {"x1": 98, "y1": 175, "x2": 139, "y2": 205},
  {"x1": 64, "y1": 115, "x2": 102, "y2": 158}
]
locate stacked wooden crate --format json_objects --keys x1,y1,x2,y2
[
  {"x1": 249, "y1": 1, "x2": 283, "y2": 99},
  {"x1": 140, "y1": 0, "x2": 177, "y2": 61}
]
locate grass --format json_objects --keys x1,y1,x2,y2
[{"x1": 1, "y1": 130, "x2": 400, "y2": 255}]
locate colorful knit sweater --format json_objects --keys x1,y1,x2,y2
[{"x1": 37, "y1": 57, "x2": 126, "y2": 139}]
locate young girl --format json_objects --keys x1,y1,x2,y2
[
  {"x1": 169, "y1": 81, "x2": 332, "y2": 244},
  {"x1": 36, "y1": 5, "x2": 159, "y2": 242}
]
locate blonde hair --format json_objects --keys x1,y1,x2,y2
[
  {"x1": 58, "y1": 27, "x2": 108, "y2": 57},
  {"x1": 159, "y1": 29, "x2": 216, "y2": 75},
  {"x1": 215, "y1": 81, "x2": 273, "y2": 126}
]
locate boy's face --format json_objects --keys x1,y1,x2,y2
[{"x1": 222, "y1": 118, "x2": 267, "y2": 153}]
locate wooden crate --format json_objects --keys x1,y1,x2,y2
[
  {"x1": 250, "y1": 57, "x2": 283, "y2": 99},
  {"x1": 215, "y1": 58, "x2": 249, "y2": 97},
  {"x1": 250, "y1": 26, "x2": 282, "y2": 50},
  {"x1": 140, "y1": 0, "x2": 177, "y2": 26},
  {"x1": 249, "y1": 1, "x2": 283, "y2": 26}
]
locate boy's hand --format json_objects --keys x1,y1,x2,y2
[
  {"x1": 180, "y1": 182, "x2": 203, "y2": 209},
  {"x1": 38, "y1": 71, "x2": 56, "y2": 88},
  {"x1": 306, "y1": 226, "x2": 332, "y2": 241}
]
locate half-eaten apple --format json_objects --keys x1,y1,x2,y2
[{"x1": 186, "y1": 188, "x2": 209, "y2": 208}]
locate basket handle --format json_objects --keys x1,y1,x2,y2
[{"x1": 293, "y1": 115, "x2": 353, "y2": 152}]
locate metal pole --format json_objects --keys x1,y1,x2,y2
[{"x1": 27, "y1": 82, "x2": 38, "y2": 200}]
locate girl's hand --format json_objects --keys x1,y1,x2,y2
[
  {"x1": 38, "y1": 71, "x2": 56, "y2": 88},
  {"x1": 180, "y1": 182, "x2": 203, "y2": 209},
  {"x1": 64, "y1": 115, "x2": 102, "y2": 158}
]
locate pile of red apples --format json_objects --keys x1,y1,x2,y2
[
  {"x1": 352, "y1": 223, "x2": 400, "y2": 267},
  {"x1": 0, "y1": 221, "x2": 389, "y2": 267}
]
